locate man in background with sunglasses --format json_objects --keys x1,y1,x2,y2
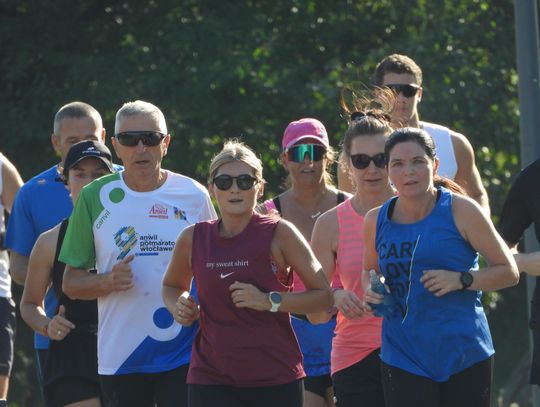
[
  {"x1": 59, "y1": 100, "x2": 217, "y2": 407},
  {"x1": 373, "y1": 53, "x2": 489, "y2": 214}
]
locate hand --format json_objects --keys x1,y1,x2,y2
[
  {"x1": 174, "y1": 292, "x2": 199, "y2": 326},
  {"x1": 109, "y1": 254, "x2": 135, "y2": 292},
  {"x1": 363, "y1": 286, "x2": 384, "y2": 311},
  {"x1": 420, "y1": 269, "x2": 462, "y2": 297},
  {"x1": 48, "y1": 305, "x2": 75, "y2": 341},
  {"x1": 229, "y1": 281, "x2": 268, "y2": 311},
  {"x1": 333, "y1": 289, "x2": 366, "y2": 319}
]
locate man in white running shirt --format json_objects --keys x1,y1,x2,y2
[
  {"x1": 339, "y1": 54, "x2": 489, "y2": 215},
  {"x1": 59, "y1": 100, "x2": 217, "y2": 407}
]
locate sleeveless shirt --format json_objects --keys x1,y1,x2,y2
[
  {"x1": 375, "y1": 187, "x2": 493, "y2": 381},
  {"x1": 421, "y1": 121, "x2": 458, "y2": 180},
  {"x1": 188, "y1": 213, "x2": 304, "y2": 387},
  {"x1": 332, "y1": 199, "x2": 382, "y2": 374}
]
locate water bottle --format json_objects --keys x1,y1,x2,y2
[{"x1": 368, "y1": 270, "x2": 397, "y2": 318}]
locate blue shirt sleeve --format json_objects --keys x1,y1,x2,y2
[{"x1": 5, "y1": 185, "x2": 37, "y2": 256}]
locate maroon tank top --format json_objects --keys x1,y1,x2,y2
[{"x1": 188, "y1": 213, "x2": 305, "y2": 387}]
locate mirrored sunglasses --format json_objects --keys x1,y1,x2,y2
[
  {"x1": 385, "y1": 84, "x2": 421, "y2": 98},
  {"x1": 115, "y1": 131, "x2": 166, "y2": 147},
  {"x1": 350, "y1": 153, "x2": 387, "y2": 169},
  {"x1": 286, "y1": 144, "x2": 326, "y2": 163},
  {"x1": 212, "y1": 174, "x2": 259, "y2": 191}
]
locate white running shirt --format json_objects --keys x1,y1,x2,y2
[{"x1": 421, "y1": 121, "x2": 458, "y2": 180}]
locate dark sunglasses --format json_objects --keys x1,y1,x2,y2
[
  {"x1": 385, "y1": 84, "x2": 421, "y2": 98},
  {"x1": 350, "y1": 153, "x2": 387, "y2": 169},
  {"x1": 212, "y1": 174, "x2": 259, "y2": 191},
  {"x1": 286, "y1": 144, "x2": 326, "y2": 163},
  {"x1": 115, "y1": 131, "x2": 166, "y2": 147}
]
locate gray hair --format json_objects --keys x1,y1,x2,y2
[
  {"x1": 114, "y1": 100, "x2": 167, "y2": 134},
  {"x1": 53, "y1": 101, "x2": 102, "y2": 135}
]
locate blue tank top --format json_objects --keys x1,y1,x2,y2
[{"x1": 375, "y1": 187, "x2": 494, "y2": 381}]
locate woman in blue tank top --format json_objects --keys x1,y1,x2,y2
[{"x1": 363, "y1": 128, "x2": 519, "y2": 407}]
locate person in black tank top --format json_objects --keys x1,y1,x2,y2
[{"x1": 20, "y1": 140, "x2": 115, "y2": 407}]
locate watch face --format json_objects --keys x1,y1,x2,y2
[
  {"x1": 461, "y1": 272, "x2": 474, "y2": 287},
  {"x1": 270, "y1": 291, "x2": 282, "y2": 304}
]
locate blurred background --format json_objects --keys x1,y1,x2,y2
[{"x1": 0, "y1": 1, "x2": 531, "y2": 405}]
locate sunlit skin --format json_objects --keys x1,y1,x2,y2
[
  {"x1": 348, "y1": 134, "x2": 391, "y2": 194},
  {"x1": 387, "y1": 141, "x2": 439, "y2": 201},
  {"x1": 381, "y1": 72, "x2": 422, "y2": 127},
  {"x1": 209, "y1": 160, "x2": 263, "y2": 220},
  {"x1": 52, "y1": 116, "x2": 105, "y2": 162},
  {"x1": 112, "y1": 114, "x2": 171, "y2": 192},
  {"x1": 282, "y1": 140, "x2": 328, "y2": 189}
]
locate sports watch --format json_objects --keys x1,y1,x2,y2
[
  {"x1": 269, "y1": 291, "x2": 282, "y2": 312},
  {"x1": 460, "y1": 271, "x2": 474, "y2": 291}
]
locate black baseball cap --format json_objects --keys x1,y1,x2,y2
[{"x1": 62, "y1": 140, "x2": 114, "y2": 178}]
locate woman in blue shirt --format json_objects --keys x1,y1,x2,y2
[{"x1": 363, "y1": 127, "x2": 518, "y2": 407}]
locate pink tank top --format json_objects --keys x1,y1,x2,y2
[
  {"x1": 264, "y1": 198, "x2": 342, "y2": 291},
  {"x1": 188, "y1": 213, "x2": 304, "y2": 387},
  {"x1": 332, "y1": 199, "x2": 382, "y2": 374}
]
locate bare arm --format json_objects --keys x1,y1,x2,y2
[
  {"x1": 421, "y1": 196, "x2": 519, "y2": 295},
  {"x1": 230, "y1": 220, "x2": 333, "y2": 314},
  {"x1": 1, "y1": 154, "x2": 23, "y2": 213},
  {"x1": 451, "y1": 131, "x2": 490, "y2": 215},
  {"x1": 63, "y1": 255, "x2": 134, "y2": 300},
  {"x1": 20, "y1": 228, "x2": 75, "y2": 340},
  {"x1": 505, "y1": 242, "x2": 540, "y2": 276},
  {"x1": 162, "y1": 226, "x2": 198, "y2": 326},
  {"x1": 362, "y1": 209, "x2": 384, "y2": 306},
  {"x1": 8, "y1": 251, "x2": 29, "y2": 285}
]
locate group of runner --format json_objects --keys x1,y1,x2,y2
[{"x1": 0, "y1": 53, "x2": 533, "y2": 407}]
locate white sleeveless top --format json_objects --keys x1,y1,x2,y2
[
  {"x1": 421, "y1": 121, "x2": 458, "y2": 180},
  {"x1": 0, "y1": 154, "x2": 11, "y2": 298}
]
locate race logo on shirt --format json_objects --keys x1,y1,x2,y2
[
  {"x1": 173, "y1": 207, "x2": 187, "y2": 221},
  {"x1": 114, "y1": 226, "x2": 138, "y2": 260},
  {"x1": 149, "y1": 203, "x2": 169, "y2": 219}
]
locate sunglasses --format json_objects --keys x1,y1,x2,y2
[
  {"x1": 385, "y1": 84, "x2": 421, "y2": 98},
  {"x1": 286, "y1": 144, "x2": 326, "y2": 163},
  {"x1": 212, "y1": 174, "x2": 259, "y2": 191},
  {"x1": 115, "y1": 131, "x2": 166, "y2": 147},
  {"x1": 350, "y1": 153, "x2": 387, "y2": 169}
]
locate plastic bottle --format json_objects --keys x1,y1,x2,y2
[{"x1": 368, "y1": 270, "x2": 397, "y2": 318}]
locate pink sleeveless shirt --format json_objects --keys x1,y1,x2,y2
[
  {"x1": 188, "y1": 213, "x2": 305, "y2": 387},
  {"x1": 332, "y1": 199, "x2": 382, "y2": 374}
]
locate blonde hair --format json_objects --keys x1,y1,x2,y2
[{"x1": 209, "y1": 139, "x2": 263, "y2": 181}]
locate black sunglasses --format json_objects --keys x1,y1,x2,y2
[
  {"x1": 350, "y1": 153, "x2": 387, "y2": 169},
  {"x1": 385, "y1": 84, "x2": 421, "y2": 98},
  {"x1": 286, "y1": 144, "x2": 327, "y2": 163},
  {"x1": 212, "y1": 174, "x2": 259, "y2": 191},
  {"x1": 115, "y1": 131, "x2": 166, "y2": 147}
]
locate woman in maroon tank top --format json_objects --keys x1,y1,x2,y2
[{"x1": 162, "y1": 140, "x2": 333, "y2": 407}]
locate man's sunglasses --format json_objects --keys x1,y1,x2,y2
[
  {"x1": 212, "y1": 174, "x2": 259, "y2": 191},
  {"x1": 385, "y1": 84, "x2": 421, "y2": 98},
  {"x1": 350, "y1": 153, "x2": 387, "y2": 169},
  {"x1": 286, "y1": 144, "x2": 326, "y2": 163},
  {"x1": 115, "y1": 131, "x2": 166, "y2": 147}
]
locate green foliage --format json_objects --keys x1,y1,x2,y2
[{"x1": 0, "y1": 0, "x2": 525, "y2": 404}]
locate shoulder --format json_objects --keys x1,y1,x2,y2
[
  {"x1": 315, "y1": 205, "x2": 339, "y2": 232},
  {"x1": 449, "y1": 191, "x2": 484, "y2": 219},
  {"x1": 179, "y1": 224, "x2": 196, "y2": 243},
  {"x1": 447, "y1": 129, "x2": 474, "y2": 155},
  {"x1": 365, "y1": 205, "x2": 382, "y2": 228},
  {"x1": 33, "y1": 224, "x2": 61, "y2": 255},
  {"x1": 167, "y1": 171, "x2": 208, "y2": 192}
]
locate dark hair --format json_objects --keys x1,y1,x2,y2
[
  {"x1": 374, "y1": 54, "x2": 423, "y2": 86},
  {"x1": 385, "y1": 127, "x2": 466, "y2": 195},
  {"x1": 339, "y1": 87, "x2": 395, "y2": 160}
]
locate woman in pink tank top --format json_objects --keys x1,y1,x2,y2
[
  {"x1": 162, "y1": 140, "x2": 333, "y2": 407},
  {"x1": 308, "y1": 89, "x2": 396, "y2": 407}
]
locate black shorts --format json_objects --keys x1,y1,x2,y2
[
  {"x1": 0, "y1": 297, "x2": 16, "y2": 376},
  {"x1": 188, "y1": 379, "x2": 304, "y2": 407},
  {"x1": 381, "y1": 356, "x2": 493, "y2": 407},
  {"x1": 100, "y1": 363, "x2": 189, "y2": 407},
  {"x1": 332, "y1": 349, "x2": 384, "y2": 407},
  {"x1": 303, "y1": 374, "x2": 332, "y2": 398},
  {"x1": 44, "y1": 376, "x2": 101, "y2": 407}
]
